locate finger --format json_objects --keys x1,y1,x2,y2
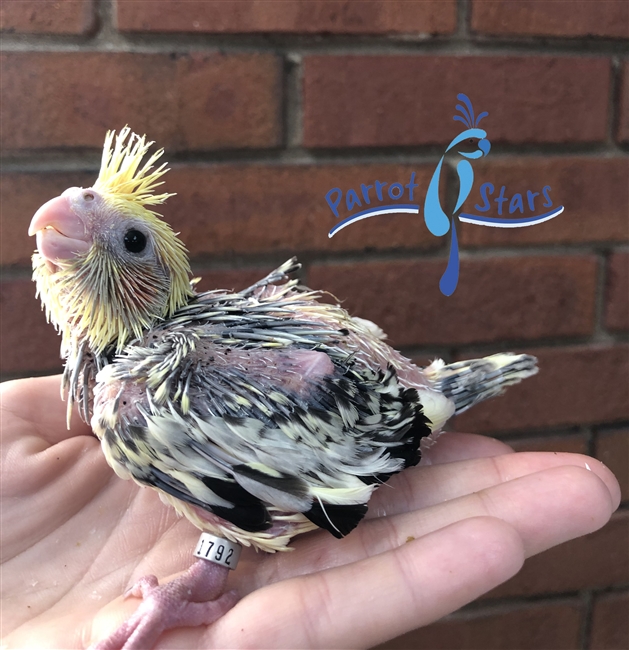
[
  {"x1": 369, "y1": 451, "x2": 620, "y2": 518},
  {"x1": 208, "y1": 517, "x2": 524, "y2": 649},
  {"x1": 260, "y1": 459, "x2": 618, "y2": 585},
  {"x1": 360, "y1": 465, "x2": 616, "y2": 559},
  {"x1": 0, "y1": 375, "x2": 92, "y2": 444},
  {"x1": 420, "y1": 431, "x2": 514, "y2": 466}
]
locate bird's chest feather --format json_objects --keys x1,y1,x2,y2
[
  {"x1": 90, "y1": 340, "x2": 338, "y2": 479},
  {"x1": 87, "y1": 314, "x2": 433, "y2": 550}
]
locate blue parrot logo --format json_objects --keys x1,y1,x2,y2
[
  {"x1": 424, "y1": 94, "x2": 491, "y2": 296},
  {"x1": 323, "y1": 93, "x2": 563, "y2": 296}
]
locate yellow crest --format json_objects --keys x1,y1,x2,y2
[
  {"x1": 33, "y1": 127, "x2": 193, "y2": 360},
  {"x1": 93, "y1": 126, "x2": 174, "y2": 207}
]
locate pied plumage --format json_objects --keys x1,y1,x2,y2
[
  {"x1": 90, "y1": 259, "x2": 440, "y2": 550},
  {"x1": 31, "y1": 128, "x2": 538, "y2": 555}
]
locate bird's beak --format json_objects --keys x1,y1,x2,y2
[
  {"x1": 478, "y1": 139, "x2": 491, "y2": 156},
  {"x1": 29, "y1": 195, "x2": 91, "y2": 263}
]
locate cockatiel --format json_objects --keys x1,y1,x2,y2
[{"x1": 29, "y1": 127, "x2": 538, "y2": 649}]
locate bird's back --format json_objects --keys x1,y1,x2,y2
[{"x1": 91, "y1": 260, "x2": 435, "y2": 550}]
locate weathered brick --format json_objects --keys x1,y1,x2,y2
[
  {"x1": 377, "y1": 600, "x2": 582, "y2": 650},
  {"x1": 0, "y1": 0, "x2": 95, "y2": 34},
  {"x1": 0, "y1": 52, "x2": 282, "y2": 151},
  {"x1": 618, "y1": 62, "x2": 629, "y2": 143},
  {"x1": 590, "y1": 591, "x2": 629, "y2": 650},
  {"x1": 116, "y1": 0, "x2": 456, "y2": 34},
  {"x1": 455, "y1": 345, "x2": 629, "y2": 434},
  {"x1": 458, "y1": 158, "x2": 629, "y2": 247},
  {"x1": 303, "y1": 56, "x2": 610, "y2": 148},
  {"x1": 0, "y1": 279, "x2": 63, "y2": 376},
  {"x1": 307, "y1": 256, "x2": 597, "y2": 348},
  {"x1": 165, "y1": 164, "x2": 439, "y2": 257},
  {"x1": 1, "y1": 172, "x2": 95, "y2": 268},
  {"x1": 471, "y1": 0, "x2": 629, "y2": 38},
  {"x1": 596, "y1": 428, "x2": 629, "y2": 504},
  {"x1": 486, "y1": 512, "x2": 629, "y2": 599},
  {"x1": 605, "y1": 252, "x2": 629, "y2": 332},
  {"x1": 508, "y1": 433, "x2": 588, "y2": 455}
]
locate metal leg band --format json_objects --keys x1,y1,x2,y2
[{"x1": 193, "y1": 532, "x2": 242, "y2": 570}]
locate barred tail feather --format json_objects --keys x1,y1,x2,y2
[{"x1": 426, "y1": 353, "x2": 538, "y2": 415}]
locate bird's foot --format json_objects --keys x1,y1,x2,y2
[{"x1": 91, "y1": 560, "x2": 237, "y2": 650}]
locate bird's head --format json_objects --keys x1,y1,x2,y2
[
  {"x1": 29, "y1": 127, "x2": 193, "y2": 355},
  {"x1": 445, "y1": 128, "x2": 491, "y2": 160},
  {"x1": 450, "y1": 94, "x2": 491, "y2": 159}
]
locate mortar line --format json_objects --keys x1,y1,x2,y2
[
  {"x1": 581, "y1": 589, "x2": 595, "y2": 650},
  {"x1": 2, "y1": 144, "x2": 628, "y2": 174},
  {"x1": 2, "y1": 33, "x2": 629, "y2": 56},
  {"x1": 284, "y1": 51, "x2": 303, "y2": 148},
  {"x1": 457, "y1": 0, "x2": 470, "y2": 38},
  {"x1": 609, "y1": 56, "x2": 624, "y2": 147}
]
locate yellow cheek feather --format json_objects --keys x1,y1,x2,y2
[{"x1": 32, "y1": 127, "x2": 193, "y2": 354}]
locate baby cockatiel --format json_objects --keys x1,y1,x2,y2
[{"x1": 29, "y1": 128, "x2": 537, "y2": 649}]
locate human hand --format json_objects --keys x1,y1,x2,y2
[{"x1": 1, "y1": 375, "x2": 620, "y2": 649}]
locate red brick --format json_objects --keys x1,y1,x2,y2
[
  {"x1": 307, "y1": 256, "x2": 597, "y2": 348},
  {"x1": 0, "y1": 279, "x2": 63, "y2": 376},
  {"x1": 0, "y1": 0, "x2": 95, "y2": 34},
  {"x1": 591, "y1": 591, "x2": 629, "y2": 650},
  {"x1": 458, "y1": 158, "x2": 629, "y2": 247},
  {"x1": 455, "y1": 345, "x2": 629, "y2": 434},
  {"x1": 508, "y1": 433, "x2": 588, "y2": 455},
  {"x1": 486, "y1": 512, "x2": 629, "y2": 599},
  {"x1": 116, "y1": 0, "x2": 456, "y2": 35},
  {"x1": 1, "y1": 163, "x2": 439, "y2": 265},
  {"x1": 596, "y1": 429, "x2": 629, "y2": 504},
  {"x1": 1, "y1": 172, "x2": 95, "y2": 268},
  {"x1": 377, "y1": 600, "x2": 582, "y2": 650},
  {"x1": 618, "y1": 62, "x2": 629, "y2": 143},
  {"x1": 471, "y1": 0, "x2": 629, "y2": 38},
  {"x1": 165, "y1": 164, "x2": 439, "y2": 257},
  {"x1": 605, "y1": 252, "x2": 629, "y2": 332},
  {"x1": 0, "y1": 52, "x2": 282, "y2": 151},
  {"x1": 303, "y1": 56, "x2": 610, "y2": 148}
]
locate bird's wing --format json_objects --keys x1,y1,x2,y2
[{"x1": 93, "y1": 266, "x2": 430, "y2": 539}]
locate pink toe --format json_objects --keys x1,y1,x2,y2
[
  {"x1": 92, "y1": 562, "x2": 235, "y2": 650},
  {"x1": 124, "y1": 575, "x2": 159, "y2": 600}
]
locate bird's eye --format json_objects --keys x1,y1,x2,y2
[
  {"x1": 83, "y1": 191, "x2": 95, "y2": 202},
  {"x1": 124, "y1": 229, "x2": 147, "y2": 253}
]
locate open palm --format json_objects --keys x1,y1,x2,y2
[{"x1": 1, "y1": 375, "x2": 620, "y2": 649}]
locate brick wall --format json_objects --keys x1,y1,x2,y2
[{"x1": 1, "y1": 1, "x2": 627, "y2": 648}]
